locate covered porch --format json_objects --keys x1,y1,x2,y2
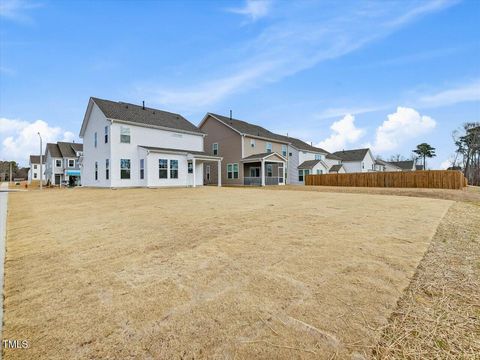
[{"x1": 241, "y1": 152, "x2": 286, "y2": 186}]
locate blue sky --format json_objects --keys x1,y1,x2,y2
[{"x1": 1, "y1": 0, "x2": 479, "y2": 168}]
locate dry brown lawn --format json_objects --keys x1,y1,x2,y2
[{"x1": 3, "y1": 187, "x2": 454, "y2": 359}]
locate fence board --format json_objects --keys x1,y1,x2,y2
[{"x1": 305, "y1": 170, "x2": 467, "y2": 189}]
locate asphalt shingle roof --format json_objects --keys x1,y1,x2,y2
[
  {"x1": 46, "y1": 142, "x2": 83, "y2": 158},
  {"x1": 46, "y1": 143, "x2": 62, "y2": 158},
  {"x1": 332, "y1": 148, "x2": 370, "y2": 162},
  {"x1": 298, "y1": 160, "x2": 321, "y2": 169},
  {"x1": 241, "y1": 152, "x2": 285, "y2": 161},
  {"x1": 329, "y1": 164, "x2": 343, "y2": 172},
  {"x1": 387, "y1": 160, "x2": 415, "y2": 170},
  {"x1": 92, "y1": 97, "x2": 202, "y2": 134},
  {"x1": 29, "y1": 155, "x2": 45, "y2": 164}
]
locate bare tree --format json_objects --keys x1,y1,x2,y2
[{"x1": 454, "y1": 122, "x2": 480, "y2": 185}]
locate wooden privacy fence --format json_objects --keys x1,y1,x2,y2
[{"x1": 305, "y1": 170, "x2": 467, "y2": 189}]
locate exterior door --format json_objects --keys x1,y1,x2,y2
[
  {"x1": 278, "y1": 165, "x2": 284, "y2": 185},
  {"x1": 55, "y1": 174, "x2": 61, "y2": 185}
]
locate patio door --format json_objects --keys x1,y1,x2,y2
[{"x1": 278, "y1": 165, "x2": 285, "y2": 185}]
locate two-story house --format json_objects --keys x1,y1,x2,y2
[
  {"x1": 44, "y1": 142, "x2": 83, "y2": 186},
  {"x1": 332, "y1": 148, "x2": 376, "y2": 173},
  {"x1": 387, "y1": 160, "x2": 424, "y2": 171},
  {"x1": 28, "y1": 155, "x2": 45, "y2": 182},
  {"x1": 79, "y1": 97, "x2": 222, "y2": 188},
  {"x1": 199, "y1": 113, "x2": 288, "y2": 186}
]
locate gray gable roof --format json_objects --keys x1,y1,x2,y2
[
  {"x1": 29, "y1": 155, "x2": 45, "y2": 164},
  {"x1": 209, "y1": 113, "x2": 289, "y2": 143},
  {"x1": 332, "y1": 148, "x2": 370, "y2": 162},
  {"x1": 278, "y1": 136, "x2": 329, "y2": 154},
  {"x1": 92, "y1": 97, "x2": 203, "y2": 134},
  {"x1": 298, "y1": 160, "x2": 321, "y2": 169},
  {"x1": 387, "y1": 160, "x2": 415, "y2": 170},
  {"x1": 329, "y1": 164, "x2": 343, "y2": 172},
  {"x1": 46, "y1": 142, "x2": 83, "y2": 158}
]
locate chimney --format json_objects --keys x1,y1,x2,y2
[
  {"x1": 229, "y1": 110, "x2": 232, "y2": 121},
  {"x1": 142, "y1": 101, "x2": 145, "y2": 110}
]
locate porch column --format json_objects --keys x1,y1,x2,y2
[
  {"x1": 283, "y1": 162, "x2": 286, "y2": 185},
  {"x1": 192, "y1": 158, "x2": 196, "y2": 188},
  {"x1": 217, "y1": 160, "x2": 222, "y2": 187},
  {"x1": 261, "y1": 159, "x2": 265, "y2": 186}
]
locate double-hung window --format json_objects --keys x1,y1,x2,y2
[
  {"x1": 227, "y1": 163, "x2": 239, "y2": 179},
  {"x1": 282, "y1": 145, "x2": 287, "y2": 157},
  {"x1": 120, "y1": 126, "x2": 131, "y2": 143},
  {"x1": 105, "y1": 159, "x2": 109, "y2": 180},
  {"x1": 34, "y1": 173, "x2": 37, "y2": 179},
  {"x1": 34, "y1": 164, "x2": 37, "y2": 169},
  {"x1": 120, "y1": 159, "x2": 131, "y2": 179},
  {"x1": 56, "y1": 159, "x2": 62, "y2": 167},
  {"x1": 212, "y1": 143, "x2": 218, "y2": 155},
  {"x1": 95, "y1": 161, "x2": 98, "y2": 181},
  {"x1": 104, "y1": 126, "x2": 109, "y2": 143},
  {"x1": 140, "y1": 159, "x2": 145, "y2": 180},
  {"x1": 266, "y1": 142, "x2": 272, "y2": 153},
  {"x1": 159, "y1": 159, "x2": 168, "y2": 179},
  {"x1": 170, "y1": 160, "x2": 178, "y2": 179},
  {"x1": 316, "y1": 169, "x2": 323, "y2": 174},
  {"x1": 68, "y1": 159, "x2": 75, "y2": 168},
  {"x1": 299, "y1": 169, "x2": 309, "y2": 182},
  {"x1": 315, "y1": 154, "x2": 322, "y2": 160},
  {"x1": 188, "y1": 162, "x2": 193, "y2": 174}
]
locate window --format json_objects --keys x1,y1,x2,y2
[
  {"x1": 104, "y1": 126, "x2": 109, "y2": 143},
  {"x1": 170, "y1": 160, "x2": 178, "y2": 179},
  {"x1": 95, "y1": 161, "x2": 98, "y2": 181},
  {"x1": 250, "y1": 167, "x2": 260, "y2": 177},
  {"x1": 266, "y1": 142, "x2": 272, "y2": 153},
  {"x1": 266, "y1": 164, "x2": 273, "y2": 177},
  {"x1": 120, "y1": 126, "x2": 131, "y2": 143},
  {"x1": 282, "y1": 145, "x2": 287, "y2": 157},
  {"x1": 316, "y1": 169, "x2": 323, "y2": 174},
  {"x1": 56, "y1": 159, "x2": 62, "y2": 167},
  {"x1": 315, "y1": 154, "x2": 322, "y2": 160},
  {"x1": 188, "y1": 162, "x2": 193, "y2": 174},
  {"x1": 159, "y1": 159, "x2": 168, "y2": 179},
  {"x1": 298, "y1": 170, "x2": 304, "y2": 182},
  {"x1": 289, "y1": 152, "x2": 293, "y2": 157},
  {"x1": 250, "y1": 139, "x2": 256, "y2": 148},
  {"x1": 106, "y1": 159, "x2": 109, "y2": 180},
  {"x1": 34, "y1": 173, "x2": 37, "y2": 179},
  {"x1": 362, "y1": 162, "x2": 365, "y2": 169},
  {"x1": 212, "y1": 143, "x2": 218, "y2": 155},
  {"x1": 68, "y1": 159, "x2": 75, "y2": 167},
  {"x1": 34, "y1": 164, "x2": 37, "y2": 169},
  {"x1": 227, "y1": 163, "x2": 239, "y2": 179},
  {"x1": 140, "y1": 159, "x2": 144, "y2": 180},
  {"x1": 94, "y1": 132, "x2": 97, "y2": 148},
  {"x1": 120, "y1": 159, "x2": 130, "y2": 179}
]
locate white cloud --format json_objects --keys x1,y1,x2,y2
[
  {"x1": 419, "y1": 79, "x2": 480, "y2": 108},
  {"x1": 227, "y1": 0, "x2": 272, "y2": 22},
  {"x1": 316, "y1": 114, "x2": 366, "y2": 152},
  {"x1": 0, "y1": 118, "x2": 76, "y2": 165},
  {"x1": 315, "y1": 106, "x2": 385, "y2": 120},
  {"x1": 145, "y1": 1, "x2": 457, "y2": 109},
  {"x1": 370, "y1": 107, "x2": 436, "y2": 153},
  {"x1": 0, "y1": 0, "x2": 42, "y2": 23},
  {"x1": 440, "y1": 159, "x2": 454, "y2": 169}
]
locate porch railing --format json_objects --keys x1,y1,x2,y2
[{"x1": 244, "y1": 177, "x2": 280, "y2": 186}]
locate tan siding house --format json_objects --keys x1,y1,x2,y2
[{"x1": 199, "y1": 113, "x2": 288, "y2": 186}]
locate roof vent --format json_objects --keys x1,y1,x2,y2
[
  {"x1": 142, "y1": 101, "x2": 145, "y2": 110},
  {"x1": 230, "y1": 109, "x2": 232, "y2": 121}
]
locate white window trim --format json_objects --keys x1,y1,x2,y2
[
  {"x1": 266, "y1": 142, "x2": 272, "y2": 152},
  {"x1": 227, "y1": 163, "x2": 239, "y2": 179},
  {"x1": 212, "y1": 143, "x2": 219, "y2": 155},
  {"x1": 68, "y1": 159, "x2": 75, "y2": 168}
]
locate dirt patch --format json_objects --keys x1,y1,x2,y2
[
  {"x1": 3, "y1": 187, "x2": 452, "y2": 359},
  {"x1": 373, "y1": 201, "x2": 480, "y2": 359}
]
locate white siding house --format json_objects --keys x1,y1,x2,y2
[
  {"x1": 79, "y1": 97, "x2": 222, "y2": 188},
  {"x1": 28, "y1": 155, "x2": 45, "y2": 182},
  {"x1": 44, "y1": 142, "x2": 83, "y2": 186},
  {"x1": 332, "y1": 148, "x2": 376, "y2": 173}
]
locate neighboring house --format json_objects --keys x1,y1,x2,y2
[
  {"x1": 332, "y1": 148, "x2": 376, "y2": 173},
  {"x1": 387, "y1": 160, "x2": 424, "y2": 171},
  {"x1": 28, "y1": 155, "x2": 46, "y2": 182},
  {"x1": 374, "y1": 159, "x2": 402, "y2": 172},
  {"x1": 198, "y1": 113, "x2": 343, "y2": 186},
  {"x1": 199, "y1": 113, "x2": 288, "y2": 186},
  {"x1": 280, "y1": 137, "x2": 342, "y2": 184},
  {"x1": 44, "y1": 142, "x2": 83, "y2": 186},
  {"x1": 79, "y1": 97, "x2": 222, "y2": 188}
]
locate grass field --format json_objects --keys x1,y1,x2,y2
[{"x1": 2, "y1": 187, "x2": 459, "y2": 359}]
